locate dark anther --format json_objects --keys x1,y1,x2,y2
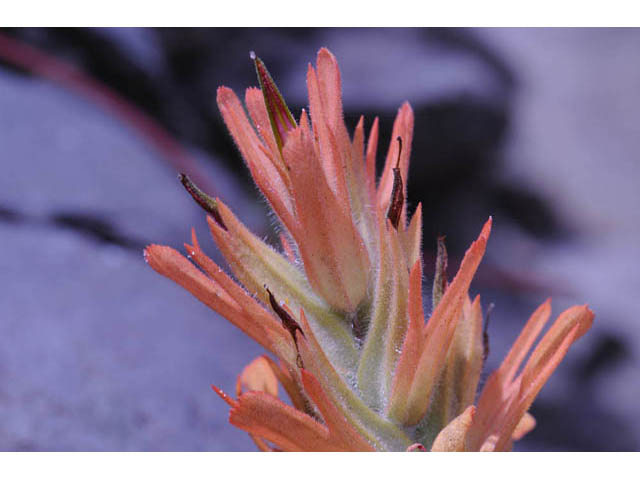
[
  {"x1": 483, "y1": 302, "x2": 495, "y2": 363},
  {"x1": 266, "y1": 287, "x2": 305, "y2": 367},
  {"x1": 179, "y1": 173, "x2": 227, "y2": 230},
  {"x1": 386, "y1": 137, "x2": 404, "y2": 230},
  {"x1": 432, "y1": 235, "x2": 448, "y2": 309}
]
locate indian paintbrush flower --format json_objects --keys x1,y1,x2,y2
[{"x1": 145, "y1": 48, "x2": 594, "y2": 451}]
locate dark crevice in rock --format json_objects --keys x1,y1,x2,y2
[
  {"x1": 0, "y1": 203, "x2": 146, "y2": 252},
  {"x1": 49, "y1": 212, "x2": 147, "y2": 252},
  {"x1": 575, "y1": 332, "x2": 630, "y2": 385},
  {"x1": 0, "y1": 205, "x2": 24, "y2": 223}
]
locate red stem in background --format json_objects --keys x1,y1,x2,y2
[
  {"x1": 0, "y1": 31, "x2": 567, "y2": 298},
  {"x1": 0, "y1": 31, "x2": 216, "y2": 196}
]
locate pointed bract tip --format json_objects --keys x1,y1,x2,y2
[
  {"x1": 142, "y1": 246, "x2": 151, "y2": 264},
  {"x1": 576, "y1": 305, "x2": 595, "y2": 336},
  {"x1": 317, "y1": 47, "x2": 333, "y2": 57},
  {"x1": 253, "y1": 52, "x2": 296, "y2": 151},
  {"x1": 143, "y1": 244, "x2": 166, "y2": 270},
  {"x1": 480, "y1": 216, "x2": 493, "y2": 241},
  {"x1": 316, "y1": 47, "x2": 339, "y2": 67},
  {"x1": 179, "y1": 173, "x2": 227, "y2": 231},
  {"x1": 216, "y1": 85, "x2": 233, "y2": 100},
  {"x1": 249, "y1": 50, "x2": 256, "y2": 60},
  {"x1": 211, "y1": 385, "x2": 237, "y2": 408},
  {"x1": 190, "y1": 227, "x2": 199, "y2": 248}
]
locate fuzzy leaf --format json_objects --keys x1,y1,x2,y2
[
  {"x1": 357, "y1": 217, "x2": 408, "y2": 411},
  {"x1": 207, "y1": 200, "x2": 359, "y2": 373},
  {"x1": 284, "y1": 112, "x2": 371, "y2": 312},
  {"x1": 297, "y1": 310, "x2": 412, "y2": 451},
  {"x1": 396, "y1": 218, "x2": 491, "y2": 425}
]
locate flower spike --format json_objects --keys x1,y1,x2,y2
[{"x1": 147, "y1": 48, "x2": 593, "y2": 451}]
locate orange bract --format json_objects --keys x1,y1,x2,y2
[{"x1": 145, "y1": 48, "x2": 593, "y2": 451}]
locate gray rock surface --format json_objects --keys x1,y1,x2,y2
[
  {"x1": 479, "y1": 28, "x2": 640, "y2": 450},
  {"x1": 0, "y1": 67, "x2": 266, "y2": 450}
]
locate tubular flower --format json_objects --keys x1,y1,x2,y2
[{"x1": 145, "y1": 48, "x2": 594, "y2": 451}]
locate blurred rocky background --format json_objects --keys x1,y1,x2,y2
[{"x1": 0, "y1": 27, "x2": 638, "y2": 451}]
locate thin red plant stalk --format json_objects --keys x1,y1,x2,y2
[
  {"x1": 0, "y1": 32, "x2": 565, "y2": 299},
  {"x1": 0, "y1": 31, "x2": 216, "y2": 195}
]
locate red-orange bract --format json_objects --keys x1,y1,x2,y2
[{"x1": 145, "y1": 48, "x2": 593, "y2": 451}]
